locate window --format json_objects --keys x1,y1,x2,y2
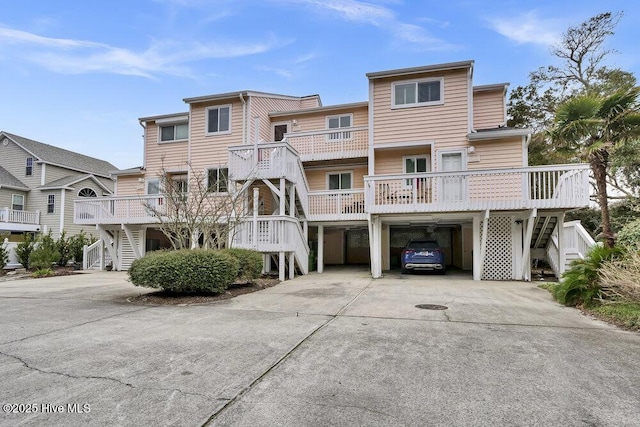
[
  {"x1": 206, "y1": 105, "x2": 231, "y2": 135},
  {"x1": 26, "y1": 157, "x2": 33, "y2": 176},
  {"x1": 78, "y1": 188, "x2": 97, "y2": 197},
  {"x1": 393, "y1": 78, "x2": 443, "y2": 107},
  {"x1": 327, "y1": 114, "x2": 352, "y2": 140},
  {"x1": 207, "y1": 168, "x2": 229, "y2": 193},
  {"x1": 328, "y1": 172, "x2": 352, "y2": 190},
  {"x1": 11, "y1": 194, "x2": 24, "y2": 211},
  {"x1": 403, "y1": 155, "x2": 430, "y2": 187},
  {"x1": 273, "y1": 124, "x2": 288, "y2": 142},
  {"x1": 147, "y1": 179, "x2": 160, "y2": 195},
  {"x1": 160, "y1": 123, "x2": 188, "y2": 142},
  {"x1": 47, "y1": 194, "x2": 55, "y2": 214}
]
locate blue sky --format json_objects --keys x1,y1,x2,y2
[{"x1": 1, "y1": 0, "x2": 638, "y2": 169}]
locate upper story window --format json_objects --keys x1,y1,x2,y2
[
  {"x1": 327, "y1": 171, "x2": 352, "y2": 190},
  {"x1": 327, "y1": 114, "x2": 352, "y2": 140},
  {"x1": 147, "y1": 179, "x2": 160, "y2": 195},
  {"x1": 206, "y1": 105, "x2": 231, "y2": 135},
  {"x1": 25, "y1": 157, "x2": 33, "y2": 176},
  {"x1": 47, "y1": 194, "x2": 55, "y2": 214},
  {"x1": 160, "y1": 123, "x2": 188, "y2": 142},
  {"x1": 392, "y1": 78, "x2": 444, "y2": 108},
  {"x1": 12, "y1": 194, "x2": 24, "y2": 211},
  {"x1": 207, "y1": 168, "x2": 229, "y2": 193},
  {"x1": 78, "y1": 188, "x2": 97, "y2": 198}
]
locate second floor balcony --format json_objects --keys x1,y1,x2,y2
[
  {"x1": 0, "y1": 208, "x2": 40, "y2": 231},
  {"x1": 283, "y1": 126, "x2": 368, "y2": 162}
]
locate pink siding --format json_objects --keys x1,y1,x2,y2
[
  {"x1": 473, "y1": 90, "x2": 505, "y2": 130},
  {"x1": 116, "y1": 175, "x2": 144, "y2": 196},
  {"x1": 287, "y1": 105, "x2": 368, "y2": 134},
  {"x1": 467, "y1": 137, "x2": 524, "y2": 170},
  {"x1": 143, "y1": 122, "x2": 189, "y2": 176},
  {"x1": 374, "y1": 147, "x2": 432, "y2": 176},
  {"x1": 250, "y1": 97, "x2": 303, "y2": 142},
  {"x1": 189, "y1": 100, "x2": 244, "y2": 172},
  {"x1": 305, "y1": 165, "x2": 367, "y2": 191},
  {"x1": 300, "y1": 96, "x2": 321, "y2": 109},
  {"x1": 372, "y1": 69, "x2": 470, "y2": 158}
]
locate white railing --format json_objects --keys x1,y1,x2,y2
[
  {"x1": 283, "y1": 126, "x2": 368, "y2": 161},
  {"x1": 365, "y1": 164, "x2": 590, "y2": 213},
  {"x1": 74, "y1": 195, "x2": 165, "y2": 224},
  {"x1": 0, "y1": 208, "x2": 40, "y2": 225},
  {"x1": 308, "y1": 190, "x2": 366, "y2": 221},
  {"x1": 563, "y1": 220, "x2": 597, "y2": 258},
  {"x1": 232, "y1": 215, "x2": 309, "y2": 273},
  {"x1": 229, "y1": 141, "x2": 310, "y2": 217},
  {"x1": 546, "y1": 220, "x2": 596, "y2": 277},
  {"x1": 83, "y1": 240, "x2": 103, "y2": 270}
]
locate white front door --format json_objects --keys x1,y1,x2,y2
[{"x1": 440, "y1": 151, "x2": 465, "y2": 202}]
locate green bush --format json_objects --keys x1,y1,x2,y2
[
  {"x1": 553, "y1": 245, "x2": 623, "y2": 307},
  {"x1": 56, "y1": 231, "x2": 72, "y2": 266},
  {"x1": 617, "y1": 218, "x2": 640, "y2": 252},
  {"x1": 68, "y1": 231, "x2": 93, "y2": 264},
  {"x1": 128, "y1": 249, "x2": 239, "y2": 293},
  {"x1": 29, "y1": 231, "x2": 61, "y2": 270},
  {"x1": 32, "y1": 268, "x2": 54, "y2": 278},
  {"x1": 223, "y1": 248, "x2": 263, "y2": 282},
  {"x1": 15, "y1": 233, "x2": 36, "y2": 269}
]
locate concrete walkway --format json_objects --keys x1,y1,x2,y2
[{"x1": 0, "y1": 269, "x2": 639, "y2": 426}]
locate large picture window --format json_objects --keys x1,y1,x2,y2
[
  {"x1": 206, "y1": 105, "x2": 231, "y2": 135},
  {"x1": 393, "y1": 78, "x2": 443, "y2": 108}
]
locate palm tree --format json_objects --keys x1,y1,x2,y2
[{"x1": 552, "y1": 87, "x2": 640, "y2": 247}]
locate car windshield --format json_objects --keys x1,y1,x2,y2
[{"x1": 406, "y1": 241, "x2": 438, "y2": 249}]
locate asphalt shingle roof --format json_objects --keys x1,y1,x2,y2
[
  {"x1": 0, "y1": 165, "x2": 28, "y2": 190},
  {"x1": 2, "y1": 132, "x2": 118, "y2": 177},
  {"x1": 39, "y1": 174, "x2": 89, "y2": 188}
]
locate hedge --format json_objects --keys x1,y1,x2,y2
[
  {"x1": 128, "y1": 249, "x2": 239, "y2": 293},
  {"x1": 223, "y1": 248, "x2": 263, "y2": 282}
]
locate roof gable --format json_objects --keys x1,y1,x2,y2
[
  {"x1": 0, "y1": 165, "x2": 29, "y2": 190},
  {"x1": 1, "y1": 131, "x2": 118, "y2": 178}
]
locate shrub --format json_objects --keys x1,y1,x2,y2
[
  {"x1": 617, "y1": 218, "x2": 640, "y2": 252},
  {"x1": 553, "y1": 245, "x2": 623, "y2": 307},
  {"x1": 29, "y1": 231, "x2": 60, "y2": 270},
  {"x1": 15, "y1": 233, "x2": 36, "y2": 269},
  {"x1": 32, "y1": 268, "x2": 54, "y2": 278},
  {"x1": 68, "y1": 231, "x2": 92, "y2": 264},
  {"x1": 598, "y1": 251, "x2": 640, "y2": 302},
  {"x1": 56, "y1": 231, "x2": 72, "y2": 266},
  {"x1": 128, "y1": 249, "x2": 239, "y2": 293},
  {"x1": 224, "y1": 248, "x2": 263, "y2": 282}
]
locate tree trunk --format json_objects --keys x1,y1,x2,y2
[{"x1": 590, "y1": 148, "x2": 615, "y2": 247}]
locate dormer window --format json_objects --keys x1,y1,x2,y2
[
  {"x1": 392, "y1": 78, "x2": 443, "y2": 108},
  {"x1": 160, "y1": 123, "x2": 188, "y2": 142}
]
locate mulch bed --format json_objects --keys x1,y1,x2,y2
[{"x1": 126, "y1": 277, "x2": 281, "y2": 306}]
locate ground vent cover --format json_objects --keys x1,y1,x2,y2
[{"x1": 415, "y1": 304, "x2": 448, "y2": 310}]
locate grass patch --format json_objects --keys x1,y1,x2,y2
[
  {"x1": 538, "y1": 282, "x2": 558, "y2": 292},
  {"x1": 587, "y1": 303, "x2": 640, "y2": 331}
]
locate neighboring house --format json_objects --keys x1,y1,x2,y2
[
  {"x1": 74, "y1": 60, "x2": 592, "y2": 280},
  {"x1": 0, "y1": 131, "x2": 117, "y2": 239}
]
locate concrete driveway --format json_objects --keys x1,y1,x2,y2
[{"x1": 1, "y1": 269, "x2": 639, "y2": 426}]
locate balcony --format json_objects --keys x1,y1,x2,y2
[
  {"x1": 74, "y1": 195, "x2": 164, "y2": 225},
  {"x1": 0, "y1": 208, "x2": 40, "y2": 231},
  {"x1": 283, "y1": 126, "x2": 368, "y2": 162},
  {"x1": 364, "y1": 164, "x2": 590, "y2": 214},
  {"x1": 308, "y1": 190, "x2": 366, "y2": 221}
]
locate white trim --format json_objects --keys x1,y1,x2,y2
[
  {"x1": 271, "y1": 121, "x2": 290, "y2": 142},
  {"x1": 47, "y1": 193, "x2": 56, "y2": 215},
  {"x1": 59, "y1": 190, "x2": 65, "y2": 234},
  {"x1": 467, "y1": 128, "x2": 531, "y2": 140},
  {"x1": 391, "y1": 77, "x2": 444, "y2": 109},
  {"x1": 158, "y1": 122, "x2": 188, "y2": 144},
  {"x1": 522, "y1": 135, "x2": 529, "y2": 166},
  {"x1": 11, "y1": 193, "x2": 25, "y2": 210},
  {"x1": 325, "y1": 113, "x2": 353, "y2": 141},
  {"x1": 77, "y1": 187, "x2": 98, "y2": 198},
  {"x1": 41, "y1": 163, "x2": 46, "y2": 186},
  {"x1": 205, "y1": 104, "x2": 232, "y2": 136},
  {"x1": 467, "y1": 67, "x2": 473, "y2": 133},
  {"x1": 368, "y1": 80, "x2": 375, "y2": 176},
  {"x1": 155, "y1": 114, "x2": 189, "y2": 125},
  {"x1": 205, "y1": 166, "x2": 230, "y2": 194},
  {"x1": 374, "y1": 140, "x2": 435, "y2": 150},
  {"x1": 326, "y1": 170, "x2": 353, "y2": 190}
]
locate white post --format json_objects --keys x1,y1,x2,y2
[
  {"x1": 82, "y1": 244, "x2": 88, "y2": 270},
  {"x1": 263, "y1": 254, "x2": 271, "y2": 274},
  {"x1": 289, "y1": 183, "x2": 295, "y2": 217},
  {"x1": 253, "y1": 188, "x2": 259, "y2": 249},
  {"x1": 558, "y1": 212, "x2": 566, "y2": 276},
  {"x1": 279, "y1": 251, "x2": 285, "y2": 281},
  {"x1": 371, "y1": 216, "x2": 382, "y2": 278},
  {"x1": 279, "y1": 178, "x2": 286, "y2": 215},
  {"x1": 473, "y1": 215, "x2": 481, "y2": 281},
  {"x1": 317, "y1": 225, "x2": 324, "y2": 273},
  {"x1": 289, "y1": 252, "x2": 295, "y2": 279}
]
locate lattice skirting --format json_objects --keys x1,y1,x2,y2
[{"x1": 480, "y1": 216, "x2": 513, "y2": 280}]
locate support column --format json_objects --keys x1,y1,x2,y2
[
  {"x1": 289, "y1": 252, "x2": 295, "y2": 279},
  {"x1": 279, "y1": 251, "x2": 285, "y2": 281},
  {"x1": 289, "y1": 184, "x2": 295, "y2": 217},
  {"x1": 317, "y1": 225, "x2": 324, "y2": 274},
  {"x1": 558, "y1": 212, "x2": 566, "y2": 276},
  {"x1": 473, "y1": 215, "x2": 481, "y2": 281},
  {"x1": 279, "y1": 178, "x2": 286, "y2": 215},
  {"x1": 253, "y1": 188, "x2": 259, "y2": 249},
  {"x1": 371, "y1": 216, "x2": 382, "y2": 278}
]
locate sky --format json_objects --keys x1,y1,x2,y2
[{"x1": 1, "y1": 0, "x2": 639, "y2": 170}]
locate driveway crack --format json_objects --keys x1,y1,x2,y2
[{"x1": 0, "y1": 350, "x2": 215, "y2": 401}]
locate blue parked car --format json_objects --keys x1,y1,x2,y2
[{"x1": 401, "y1": 240, "x2": 446, "y2": 274}]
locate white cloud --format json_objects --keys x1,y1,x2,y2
[
  {"x1": 284, "y1": 0, "x2": 458, "y2": 50},
  {"x1": 486, "y1": 11, "x2": 562, "y2": 46},
  {"x1": 0, "y1": 26, "x2": 286, "y2": 79}
]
